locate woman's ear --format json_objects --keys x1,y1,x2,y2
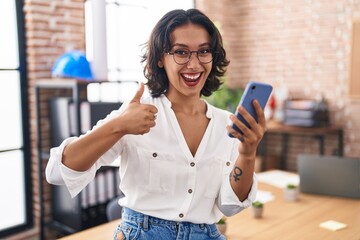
[{"x1": 158, "y1": 60, "x2": 164, "y2": 68}]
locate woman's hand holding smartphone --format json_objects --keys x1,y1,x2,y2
[{"x1": 228, "y1": 81, "x2": 273, "y2": 139}]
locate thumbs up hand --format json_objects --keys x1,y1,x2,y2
[
  {"x1": 131, "y1": 82, "x2": 146, "y2": 104},
  {"x1": 117, "y1": 83, "x2": 158, "y2": 135}
]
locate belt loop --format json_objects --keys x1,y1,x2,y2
[{"x1": 143, "y1": 215, "x2": 149, "y2": 231}]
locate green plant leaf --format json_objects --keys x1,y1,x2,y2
[
  {"x1": 286, "y1": 184, "x2": 297, "y2": 189},
  {"x1": 217, "y1": 217, "x2": 226, "y2": 224},
  {"x1": 203, "y1": 82, "x2": 243, "y2": 113},
  {"x1": 252, "y1": 201, "x2": 263, "y2": 208}
]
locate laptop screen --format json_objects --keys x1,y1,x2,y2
[{"x1": 297, "y1": 154, "x2": 360, "y2": 199}]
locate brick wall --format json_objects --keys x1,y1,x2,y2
[{"x1": 197, "y1": 0, "x2": 360, "y2": 170}]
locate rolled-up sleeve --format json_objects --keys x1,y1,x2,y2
[
  {"x1": 218, "y1": 173, "x2": 258, "y2": 216},
  {"x1": 45, "y1": 137, "x2": 97, "y2": 198},
  {"x1": 45, "y1": 137, "x2": 77, "y2": 186}
]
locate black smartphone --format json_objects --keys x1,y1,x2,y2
[{"x1": 228, "y1": 81, "x2": 273, "y2": 138}]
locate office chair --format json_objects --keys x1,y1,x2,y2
[{"x1": 106, "y1": 197, "x2": 122, "y2": 221}]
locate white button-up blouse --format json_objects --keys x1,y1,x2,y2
[{"x1": 46, "y1": 94, "x2": 257, "y2": 224}]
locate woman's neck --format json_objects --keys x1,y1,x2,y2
[{"x1": 166, "y1": 93, "x2": 205, "y2": 115}]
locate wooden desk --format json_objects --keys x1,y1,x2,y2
[
  {"x1": 261, "y1": 121, "x2": 343, "y2": 170},
  {"x1": 59, "y1": 219, "x2": 120, "y2": 240},
  {"x1": 225, "y1": 183, "x2": 360, "y2": 240},
  {"x1": 59, "y1": 182, "x2": 360, "y2": 240}
]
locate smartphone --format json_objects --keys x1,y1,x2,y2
[{"x1": 228, "y1": 81, "x2": 273, "y2": 138}]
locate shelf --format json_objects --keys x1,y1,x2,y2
[{"x1": 35, "y1": 79, "x2": 123, "y2": 239}]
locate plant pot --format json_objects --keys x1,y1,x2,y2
[
  {"x1": 251, "y1": 206, "x2": 264, "y2": 218},
  {"x1": 216, "y1": 223, "x2": 227, "y2": 235},
  {"x1": 283, "y1": 187, "x2": 299, "y2": 201}
]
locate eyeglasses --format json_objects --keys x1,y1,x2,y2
[{"x1": 167, "y1": 49, "x2": 214, "y2": 65}]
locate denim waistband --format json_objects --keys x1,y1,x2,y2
[{"x1": 122, "y1": 207, "x2": 208, "y2": 231}]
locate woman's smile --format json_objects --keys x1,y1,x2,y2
[{"x1": 181, "y1": 72, "x2": 202, "y2": 87}]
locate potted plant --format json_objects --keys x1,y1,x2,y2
[
  {"x1": 251, "y1": 201, "x2": 264, "y2": 218},
  {"x1": 283, "y1": 183, "x2": 299, "y2": 201},
  {"x1": 216, "y1": 217, "x2": 227, "y2": 235}
]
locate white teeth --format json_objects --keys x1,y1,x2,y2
[{"x1": 183, "y1": 73, "x2": 201, "y2": 80}]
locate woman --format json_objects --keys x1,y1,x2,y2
[{"x1": 46, "y1": 8, "x2": 266, "y2": 240}]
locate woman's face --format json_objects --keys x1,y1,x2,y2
[{"x1": 159, "y1": 23, "x2": 212, "y2": 100}]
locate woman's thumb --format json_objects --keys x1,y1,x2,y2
[{"x1": 131, "y1": 82, "x2": 144, "y2": 103}]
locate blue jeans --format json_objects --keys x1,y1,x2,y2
[{"x1": 113, "y1": 207, "x2": 226, "y2": 240}]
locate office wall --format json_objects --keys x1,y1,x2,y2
[{"x1": 197, "y1": 0, "x2": 360, "y2": 169}]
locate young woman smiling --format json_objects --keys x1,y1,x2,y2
[{"x1": 46, "y1": 8, "x2": 266, "y2": 240}]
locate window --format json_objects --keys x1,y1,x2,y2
[
  {"x1": 84, "y1": 0, "x2": 195, "y2": 102},
  {"x1": 0, "y1": 0, "x2": 32, "y2": 237}
]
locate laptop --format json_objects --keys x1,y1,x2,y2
[{"x1": 297, "y1": 154, "x2": 360, "y2": 199}]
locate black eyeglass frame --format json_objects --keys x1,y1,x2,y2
[{"x1": 166, "y1": 50, "x2": 215, "y2": 65}]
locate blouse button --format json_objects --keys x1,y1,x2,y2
[
  {"x1": 226, "y1": 162, "x2": 230, "y2": 166},
  {"x1": 179, "y1": 213, "x2": 184, "y2": 218},
  {"x1": 152, "y1": 153, "x2": 157, "y2": 158},
  {"x1": 188, "y1": 189, "x2": 193, "y2": 194},
  {"x1": 190, "y1": 162, "x2": 195, "y2": 167}
]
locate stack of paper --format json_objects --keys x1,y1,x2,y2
[
  {"x1": 319, "y1": 220, "x2": 347, "y2": 231},
  {"x1": 257, "y1": 170, "x2": 299, "y2": 189}
]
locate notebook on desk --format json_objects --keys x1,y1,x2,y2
[{"x1": 297, "y1": 154, "x2": 360, "y2": 199}]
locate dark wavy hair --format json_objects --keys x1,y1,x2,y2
[{"x1": 141, "y1": 8, "x2": 230, "y2": 97}]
